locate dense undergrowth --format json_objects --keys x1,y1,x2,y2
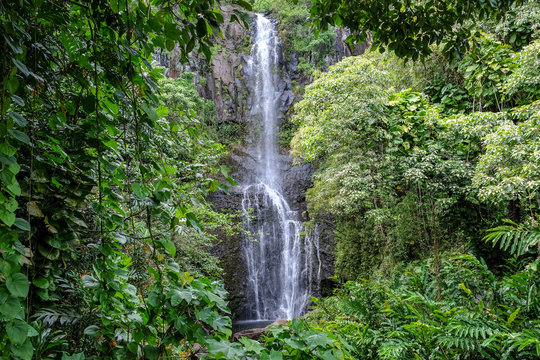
[
  {"x1": 306, "y1": 253, "x2": 540, "y2": 359},
  {"x1": 1, "y1": 0, "x2": 540, "y2": 359}
]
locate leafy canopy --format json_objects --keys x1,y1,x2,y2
[{"x1": 307, "y1": 0, "x2": 524, "y2": 59}]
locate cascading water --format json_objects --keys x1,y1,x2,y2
[{"x1": 239, "y1": 14, "x2": 321, "y2": 321}]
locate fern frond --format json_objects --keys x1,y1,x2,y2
[
  {"x1": 484, "y1": 219, "x2": 540, "y2": 256},
  {"x1": 33, "y1": 307, "x2": 83, "y2": 326}
]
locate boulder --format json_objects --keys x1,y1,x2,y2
[
  {"x1": 232, "y1": 326, "x2": 267, "y2": 341},
  {"x1": 232, "y1": 318, "x2": 289, "y2": 342}
]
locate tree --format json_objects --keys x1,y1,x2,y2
[{"x1": 307, "y1": 0, "x2": 524, "y2": 59}]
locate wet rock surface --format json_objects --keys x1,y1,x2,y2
[{"x1": 231, "y1": 318, "x2": 289, "y2": 341}]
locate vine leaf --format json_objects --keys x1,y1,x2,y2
[{"x1": 6, "y1": 273, "x2": 30, "y2": 298}]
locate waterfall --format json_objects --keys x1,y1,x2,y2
[{"x1": 240, "y1": 14, "x2": 321, "y2": 321}]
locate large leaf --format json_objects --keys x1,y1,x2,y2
[
  {"x1": 6, "y1": 273, "x2": 30, "y2": 298},
  {"x1": 159, "y1": 239, "x2": 176, "y2": 257},
  {"x1": 14, "y1": 218, "x2": 30, "y2": 231},
  {"x1": 11, "y1": 339, "x2": 33, "y2": 360},
  {"x1": 0, "y1": 207, "x2": 16, "y2": 226},
  {"x1": 6, "y1": 319, "x2": 29, "y2": 344},
  {"x1": 170, "y1": 288, "x2": 193, "y2": 306},
  {"x1": 206, "y1": 339, "x2": 246, "y2": 358},
  {"x1": 0, "y1": 296, "x2": 22, "y2": 319},
  {"x1": 81, "y1": 275, "x2": 100, "y2": 289}
]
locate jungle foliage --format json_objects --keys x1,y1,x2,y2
[
  {"x1": 307, "y1": 0, "x2": 528, "y2": 60},
  {"x1": 307, "y1": 253, "x2": 540, "y2": 359},
  {"x1": 2, "y1": 0, "x2": 540, "y2": 359},
  {"x1": 290, "y1": 1, "x2": 540, "y2": 358},
  {"x1": 0, "y1": 0, "x2": 248, "y2": 358}
]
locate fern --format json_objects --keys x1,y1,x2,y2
[
  {"x1": 484, "y1": 219, "x2": 540, "y2": 256},
  {"x1": 379, "y1": 338, "x2": 409, "y2": 360},
  {"x1": 33, "y1": 307, "x2": 83, "y2": 326}
]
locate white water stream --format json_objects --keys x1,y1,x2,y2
[{"x1": 240, "y1": 14, "x2": 321, "y2": 320}]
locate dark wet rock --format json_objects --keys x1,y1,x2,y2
[
  {"x1": 232, "y1": 327, "x2": 267, "y2": 341},
  {"x1": 289, "y1": 52, "x2": 298, "y2": 73},
  {"x1": 332, "y1": 27, "x2": 369, "y2": 65},
  {"x1": 232, "y1": 318, "x2": 289, "y2": 342}
]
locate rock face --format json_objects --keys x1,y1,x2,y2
[
  {"x1": 153, "y1": 7, "x2": 367, "y2": 126},
  {"x1": 333, "y1": 27, "x2": 370, "y2": 63},
  {"x1": 205, "y1": 7, "x2": 251, "y2": 124}
]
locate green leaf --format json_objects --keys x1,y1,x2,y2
[
  {"x1": 127, "y1": 342, "x2": 139, "y2": 354},
  {"x1": 7, "y1": 180, "x2": 21, "y2": 196},
  {"x1": 147, "y1": 291, "x2": 162, "y2": 307},
  {"x1": 9, "y1": 112, "x2": 27, "y2": 127},
  {"x1": 33, "y1": 277, "x2": 50, "y2": 289},
  {"x1": 186, "y1": 37, "x2": 195, "y2": 54},
  {"x1": 507, "y1": 308, "x2": 520, "y2": 325},
  {"x1": 165, "y1": 39, "x2": 175, "y2": 51},
  {"x1": 305, "y1": 332, "x2": 333, "y2": 349},
  {"x1": 4, "y1": 197, "x2": 18, "y2": 212},
  {"x1": 170, "y1": 288, "x2": 193, "y2": 306},
  {"x1": 159, "y1": 239, "x2": 176, "y2": 257},
  {"x1": 27, "y1": 325, "x2": 38, "y2": 337},
  {"x1": 284, "y1": 338, "x2": 308, "y2": 351},
  {"x1": 156, "y1": 105, "x2": 169, "y2": 118},
  {"x1": 0, "y1": 296, "x2": 22, "y2": 319},
  {"x1": 0, "y1": 207, "x2": 16, "y2": 227},
  {"x1": 206, "y1": 339, "x2": 245, "y2": 358},
  {"x1": 6, "y1": 319, "x2": 29, "y2": 344},
  {"x1": 11, "y1": 339, "x2": 33, "y2": 360},
  {"x1": 180, "y1": 271, "x2": 194, "y2": 285},
  {"x1": 141, "y1": 103, "x2": 158, "y2": 122},
  {"x1": 6, "y1": 273, "x2": 30, "y2": 298},
  {"x1": 209, "y1": 180, "x2": 219, "y2": 192},
  {"x1": 239, "y1": 337, "x2": 265, "y2": 355},
  {"x1": 8, "y1": 129, "x2": 30, "y2": 145},
  {"x1": 144, "y1": 345, "x2": 159, "y2": 360},
  {"x1": 269, "y1": 350, "x2": 283, "y2": 360},
  {"x1": 13, "y1": 218, "x2": 30, "y2": 231},
  {"x1": 61, "y1": 353, "x2": 86, "y2": 360},
  {"x1": 0, "y1": 142, "x2": 17, "y2": 156},
  {"x1": 196, "y1": 19, "x2": 208, "y2": 37},
  {"x1": 130, "y1": 183, "x2": 146, "y2": 199},
  {"x1": 51, "y1": 177, "x2": 61, "y2": 188},
  {"x1": 12, "y1": 59, "x2": 30, "y2": 76},
  {"x1": 186, "y1": 212, "x2": 202, "y2": 232},
  {"x1": 11, "y1": 95, "x2": 25, "y2": 107},
  {"x1": 38, "y1": 244, "x2": 59, "y2": 260},
  {"x1": 81, "y1": 275, "x2": 100, "y2": 289},
  {"x1": 4, "y1": 77, "x2": 20, "y2": 95},
  {"x1": 83, "y1": 325, "x2": 101, "y2": 337}
]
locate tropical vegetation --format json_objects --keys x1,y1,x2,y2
[{"x1": 1, "y1": 0, "x2": 540, "y2": 359}]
